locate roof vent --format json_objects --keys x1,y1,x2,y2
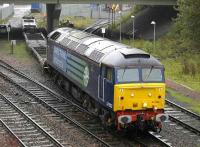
[
  {"x1": 122, "y1": 53, "x2": 150, "y2": 58},
  {"x1": 120, "y1": 49, "x2": 150, "y2": 58},
  {"x1": 50, "y1": 31, "x2": 61, "y2": 41},
  {"x1": 89, "y1": 50, "x2": 105, "y2": 62}
]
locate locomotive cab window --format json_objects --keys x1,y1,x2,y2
[
  {"x1": 106, "y1": 67, "x2": 113, "y2": 82},
  {"x1": 116, "y1": 68, "x2": 139, "y2": 83},
  {"x1": 142, "y1": 68, "x2": 163, "y2": 82},
  {"x1": 101, "y1": 65, "x2": 113, "y2": 83}
]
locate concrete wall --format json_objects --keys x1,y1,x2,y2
[{"x1": 0, "y1": 4, "x2": 14, "y2": 19}]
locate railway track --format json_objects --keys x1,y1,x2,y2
[
  {"x1": 0, "y1": 60, "x2": 180, "y2": 146},
  {"x1": 152, "y1": 98, "x2": 200, "y2": 147},
  {"x1": 148, "y1": 131, "x2": 173, "y2": 147},
  {"x1": 165, "y1": 99, "x2": 200, "y2": 135},
  {"x1": 84, "y1": 19, "x2": 110, "y2": 33},
  {"x1": 0, "y1": 60, "x2": 146, "y2": 146},
  {"x1": 138, "y1": 98, "x2": 200, "y2": 147},
  {"x1": 0, "y1": 93, "x2": 64, "y2": 147},
  {"x1": 0, "y1": 119, "x2": 25, "y2": 146},
  {"x1": 147, "y1": 97, "x2": 200, "y2": 147},
  {"x1": 145, "y1": 99, "x2": 200, "y2": 147}
]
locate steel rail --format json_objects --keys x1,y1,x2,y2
[
  {"x1": 0, "y1": 60, "x2": 168, "y2": 146},
  {"x1": 148, "y1": 131, "x2": 173, "y2": 147},
  {"x1": 0, "y1": 93, "x2": 64, "y2": 147},
  {"x1": 0, "y1": 60, "x2": 93, "y2": 116},
  {"x1": 0, "y1": 62, "x2": 112, "y2": 147},
  {"x1": 0, "y1": 119, "x2": 27, "y2": 147},
  {"x1": 166, "y1": 99, "x2": 200, "y2": 120},
  {"x1": 169, "y1": 115, "x2": 200, "y2": 135},
  {"x1": 165, "y1": 99, "x2": 200, "y2": 135}
]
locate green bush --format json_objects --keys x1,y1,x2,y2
[
  {"x1": 182, "y1": 59, "x2": 190, "y2": 75},
  {"x1": 174, "y1": 0, "x2": 200, "y2": 52},
  {"x1": 182, "y1": 55, "x2": 200, "y2": 76},
  {"x1": 60, "y1": 16, "x2": 94, "y2": 29},
  {"x1": 0, "y1": 18, "x2": 9, "y2": 24}
]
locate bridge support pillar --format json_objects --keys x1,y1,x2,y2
[{"x1": 46, "y1": 3, "x2": 61, "y2": 33}]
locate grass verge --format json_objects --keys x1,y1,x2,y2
[
  {"x1": 60, "y1": 16, "x2": 94, "y2": 29},
  {"x1": 0, "y1": 17, "x2": 11, "y2": 24},
  {"x1": 0, "y1": 40, "x2": 32, "y2": 61},
  {"x1": 30, "y1": 13, "x2": 47, "y2": 28},
  {"x1": 31, "y1": 13, "x2": 94, "y2": 30},
  {"x1": 167, "y1": 88, "x2": 200, "y2": 114}
]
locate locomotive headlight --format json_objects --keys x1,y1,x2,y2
[
  {"x1": 143, "y1": 102, "x2": 147, "y2": 108},
  {"x1": 148, "y1": 93, "x2": 152, "y2": 97}
]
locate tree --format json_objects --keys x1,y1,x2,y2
[{"x1": 175, "y1": 0, "x2": 200, "y2": 50}]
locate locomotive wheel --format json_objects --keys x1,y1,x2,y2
[
  {"x1": 57, "y1": 76, "x2": 66, "y2": 90},
  {"x1": 88, "y1": 101, "x2": 94, "y2": 113},
  {"x1": 152, "y1": 122, "x2": 162, "y2": 133},
  {"x1": 53, "y1": 72, "x2": 59, "y2": 83},
  {"x1": 82, "y1": 94, "x2": 89, "y2": 108},
  {"x1": 94, "y1": 104, "x2": 101, "y2": 116},
  {"x1": 57, "y1": 76, "x2": 62, "y2": 87},
  {"x1": 82, "y1": 95, "x2": 95, "y2": 113},
  {"x1": 82, "y1": 99, "x2": 88, "y2": 108},
  {"x1": 101, "y1": 111, "x2": 112, "y2": 128}
]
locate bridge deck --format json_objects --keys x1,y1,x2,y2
[{"x1": 1, "y1": 0, "x2": 176, "y2": 5}]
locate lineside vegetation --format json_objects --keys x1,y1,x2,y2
[
  {"x1": 59, "y1": 16, "x2": 94, "y2": 29},
  {"x1": 123, "y1": 1, "x2": 200, "y2": 92},
  {"x1": 0, "y1": 41, "x2": 31, "y2": 60},
  {"x1": 167, "y1": 88, "x2": 200, "y2": 114}
]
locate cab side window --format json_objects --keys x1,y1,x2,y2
[
  {"x1": 106, "y1": 68, "x2": 113, "y2": 82},
  {"x1": 101, "y1": 65, "x2": 113, "y2": 83}
]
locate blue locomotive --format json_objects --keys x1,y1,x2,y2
[{"x1": 46, "y1": 27, "x2": 168, "y2": 131}]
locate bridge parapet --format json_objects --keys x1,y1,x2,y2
[{"x1": 0, "y1": 0, "x2": 177, "y2": 5}]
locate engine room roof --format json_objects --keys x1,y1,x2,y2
[{"x1": 49, "y1": 27, "x2": 163, "y2": 67}]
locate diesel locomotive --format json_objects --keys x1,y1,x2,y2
[{"x1": 46, "y1": 27, "x2": 168, "y2": 132}]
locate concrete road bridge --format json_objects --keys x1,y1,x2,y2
[
  {"x1": 0, "y1": 0, "x2": 177, "y2": 5},
  {"x1": 0, "y1": 0, "x2": 177, "y2": 32}
]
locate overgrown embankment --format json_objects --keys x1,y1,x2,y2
[
  {"x1": 122, "y1": 33, "x2": 200, "y2": 92},
  {"x1": 122, "y1": 0, "x2": 200, "y2": 93}
]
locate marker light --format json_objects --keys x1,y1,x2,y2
[{"x1": 143, "y1": 102, "x2": 147, "y2": 108}]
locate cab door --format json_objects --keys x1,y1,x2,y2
[
  {"x1": 98, "y1": 65, "x2": 105, "y2": 101},
  {"x1": 98, "y1": 65, "x2": 114, "y2": 107}
]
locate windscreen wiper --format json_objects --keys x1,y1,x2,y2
[
  {"x1": 121, "y1": 67, "x2": 127, "y2": 81},
  {"x1": 145, "y1": 66, "x2": 154, "y2": 81}
]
